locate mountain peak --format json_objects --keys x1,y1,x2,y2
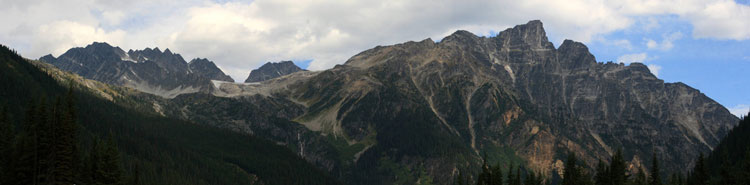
[
  {"x1": 244, "y1": 61, "x2": 304, "y2": 83},
  {"x1": 494, "y1": 20, "x2": 554, "y2": 50},
  {"x1": 189, "y1": 58, "x2": 234, "y2": 82}
]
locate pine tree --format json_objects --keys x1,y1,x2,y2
[
  {"x1": 477, "y1": 157, "x2": 491, "y2": 185},
  {"x1": 734, "y1": 148, "x2": 750, "y2": 184},
  {"x1": 562, "y1": 152, "x2": 580, "y2": 185},
  {"x1": 594, "y1": 159, "x2": 609, "y2": 185},
  {"x1": 51, "y1": 90, "x2": 79, "y2": 185},
  {"x1": 609, "y1": 150, "x2": 627, "y2": 185},
  {"x1": 100, "y1": 134, "x2": 124, "y2": 185},
  {"x1": 649, "y1": 154, "x2": 662, "y2": 185},
  {"x1": 692, "y1": 153, "x2": 708, "y2": 185},
  {"x1": 514, "y1": 166, "x2": 521, "y2": 185},
  {"x1": 490, "y1": 163, "x2": 502, "y2": 185},
  {"x1": 454, "y1": 170, "x2": 466, "y2": 185},
  {"x1": 633, "y1": 168, "x2": 647, "y2": 185},
  {"x1": 0, "y1": 107, "x2": 14, "y2": 184},
  {"x1": 508, "y1": 163, "x2": 516, "y2": 185}
]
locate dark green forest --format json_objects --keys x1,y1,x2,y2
[{"x1": 0, "y1": 44, "x2": 340, "y2": 185}]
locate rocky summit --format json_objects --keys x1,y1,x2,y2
[
  {"x1": 40, "y1": 42, "x2": 233, "y2": 98},
  {"x1": 244, "y1": 61, "x2": 305, "y2": 83},
  {"x1": 206, "y1": 20, "x2": 737, "y2": 184},
  {"x1": 36, "y1": 20, "x2": 739, "y2": 185}
]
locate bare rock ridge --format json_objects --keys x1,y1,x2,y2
[
  {"x1": 38, "y1": 20, "x2": 739, "y2": 185},
  {"x1": 39, "y1": 42, "x2": 234, "y2": 98},
  {"x1": 244, "y1": 61, "x2": 305, "y2": 83},
  {"x1": 189, "y1": 58, "x2": 234, "y2": 82},
  {"x1": 260, "y1": 20, "x2": 737, "y2": 183}
]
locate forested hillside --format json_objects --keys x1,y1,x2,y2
[{"x1": 0, "y1": 44, "x2": 340, "y2": 185}]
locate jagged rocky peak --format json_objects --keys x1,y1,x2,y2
[
  {"x1": 244, "y1": 61, "x2": 305, "y2": 83},
  {"x1": 189, "y1": 58, "x2": 234, "y2": 82},
  {"x1": 556, "y1": 39, "x2": 596, "y2": 69},
  {"x1": 38, "y1": 42, "x2": 236, "y2": 98},
  {"x1": 494, "y1": 20, "x2": 555, "y2": 50}
]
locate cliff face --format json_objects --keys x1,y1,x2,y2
[
  {"x1": 39, "y1": 43, "x2": 233, "y2": 98},
  {"x1": 244, "y1": 61, "x2": 305, "y2": 83},
  {"x1": 206, "y1": 20, "x2": 737, "y2": 184},
  {"x1": 38, "y1": 21, "x2": 739, "y2": 185}
]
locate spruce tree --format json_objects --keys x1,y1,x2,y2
[
  {"x1": 634, "y1": 168, "x2": 647, "y2": 185},
  {"x1": 514, "y1": 166, "x2": 521, "y2": 185},
  {"x1": 609, "y1": 150, "x2": 627, "y2": 185},
  {"x1": 51, "y1": 91, "x2": 78, "y2": 185},
  {"x1": 649, "y1": 154, "x2": 662, "y2": 185},
  {"x1": 0, "y1": 107, "x2": 13, "y2": 184},
  {"x1": 692, "y1": 153, "x2": 708, "y2": 185},
  {"x1": 490, "y1": 163, "x2": 502, "y2": 185},
  {"x1": 562, "y1": 152, "x2": 579, "y2": 185},
  {"x1": 594, "y1": 159, "x2": 609, "y2": 185},
  {"x1": 100, "y1": 134, "x2": 124, "y2": 185}
]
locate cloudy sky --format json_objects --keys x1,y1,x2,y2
[{"x1": 1, "y1": 0, "x2": 748, "y2": 116}]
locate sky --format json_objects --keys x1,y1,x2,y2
[{"x1": 0, "y1": 0, "x2": 748, "y2": 117}]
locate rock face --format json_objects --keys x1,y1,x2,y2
[
  {"x1": 188, "y1": 58, "x2": 234, "y2": 82},
  {"x1": 39, "y1": 42, "x2": 232, "y2": 98},
  {"x1": 206, "y1": 20, "x2": 737, "y2": 184},
  {"x1": 41, "y1": 21, "x2": 739, "y2": 185},
  {"x1": 244, "y1": 61, "x2": 304, "y2": 83}
]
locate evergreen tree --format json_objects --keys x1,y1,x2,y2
[
  {"x1": 692, "y1": 153, "x2": 708, "y2": 185},
  {"x1": 454, "y1": 170, "x2": 466, "y2": 185},
  {"x1": 594, "y1": 159, "x2": 609, "y2": 185},
  {"x1": 508, "y1": 163, "x2": 516, "y2": 185},
  {"x1": 477, "y1": 157, "x2": 492, "y2": 185},
  {"x1": 51, "y1": 89, "x2": 79, "y2": 185},
  {"x1": 514, "y1": 167, "x2": 521, "y2": 185},
  {"x1": 649, "y1": 154, "x2": 662, "y2": 185},
  {"x1": 100, "y1": 134, "x2": 124, "y2": 185},
  {"x1": 562, "y1": 152, "x2": 584, "y2": 185},
  {"x1": 633, "y1": 168, "x2": 647, "y2": 185},
  {"x1": 668, "y1": 173, "x2": 684, "y2": 185},
  {"x1": 736, "y1": 149, "x2": 750, "y2": 184},
  {"x1": 0, "y1": 107, "x2": 13, "y2": 184},
  {"x1": 490, "y1": 163, "x2": 502, "y2": 185},
  {"x1": 610, "y1": 150, "x2": 628, "y2": 185}
]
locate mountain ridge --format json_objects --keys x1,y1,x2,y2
[{"x1": 32, "y1": 20, "x2": 739, "y2": 185}]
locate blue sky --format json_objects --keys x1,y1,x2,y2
[{"x1": 0, "y1": 0, "x2": 748, "y2": 116}]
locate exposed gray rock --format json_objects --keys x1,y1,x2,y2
[
  {"x1": 188, "y1": 58, "x2": 234, "y2": 82},
  {"x1": 39, "y1": 42, "x2": 233, "y2": 98},
  {"x1": 244, "y1": 61, "x2": 305, "y2": 83}
]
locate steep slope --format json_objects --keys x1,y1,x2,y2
[
  {"x1": 204, "y1": 20, "x2": 737, "y2": 184},
  {"x1": 0, "y1": 44, "x2": 340, "y2": 185},
  {"x1": 39, "y1": 42, "x2": 232, "y2": 98},
  {"x1": 188, "y1": 58, "x2": 234, "y2": 82},
  {"x1": 245, "y1": 61, "x2": 305, "y2": 83}
]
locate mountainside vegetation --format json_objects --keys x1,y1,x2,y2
[{"x1": 0, "y1": 44, "x2": 339, "y2": 185}]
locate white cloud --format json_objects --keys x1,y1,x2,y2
[
  {"x1": 613, "y1": 39, "x2": 633, "y2": 50},
  {"x1": 647, "y1": 64, "x2": 662, "y2": 77},
  {"x1": 728, "y1": 104, "x2": 749, "y2": 118},
  {"x1": 617, "y1": 53, "x2": 650, "y2": 64},
  {"x1": 33, "y1": 21, "x2": 126, "y2": 57},
  {"x1": 645, "y1": 32, "x2": 683, "y2": 51},
  {"x1": 0, "y1": 0, "x2": 748, "y2": 80}
]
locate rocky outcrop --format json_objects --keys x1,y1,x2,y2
[
  {"x1": 208, "y1": 20, "x2": 737, "y2": 184},
  {"x1": 39, "y1": 42, "x2": 232, "y2": 98},
  {"x1": 41, "y1": 21, "x2": 739, "y2": 185},
  {"x1": 188, "y1": 58, "x2": 234, "y2": 82},
  {"x1": 244, "y1": 61, "x2": 305, "y2": 83}
]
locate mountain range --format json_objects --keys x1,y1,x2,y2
[{"x1": 30, "y1": 20, "x2": 740, "y2": 184}]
